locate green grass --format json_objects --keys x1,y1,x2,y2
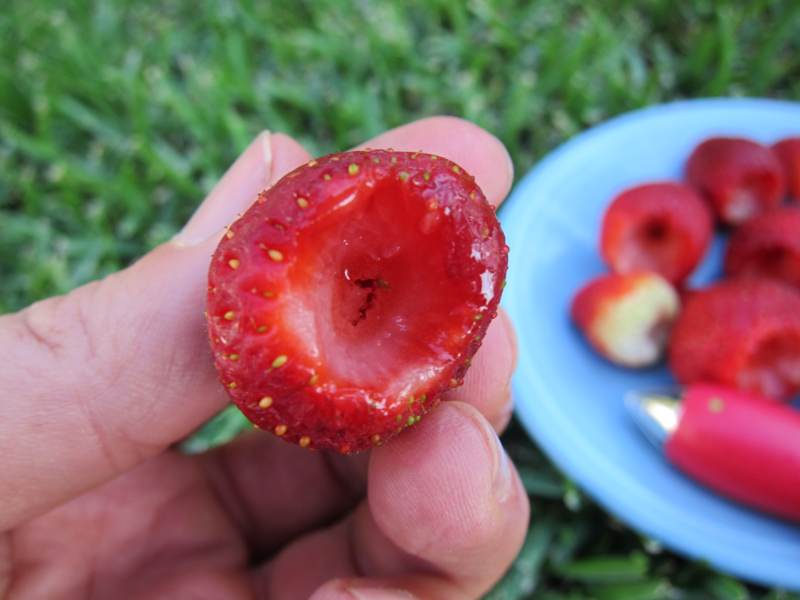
[{"x1": 2, "y1": 0, "x2": 800, "y2": 597}]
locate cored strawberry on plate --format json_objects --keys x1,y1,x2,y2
[
  {"x1": 725, "y1": 206, "x2": 800, "y2": 290},
  {"x1": 571, "y1": 272, "x2": 680, "y2": 368},
  {"x1": 600, "y1": 182, "x2": 712, "y2": 284},
  {"x1": 669, "y1": 279, "x2": 800, "y2": 402},
  {"x1": 685, "y1": 137, "x2": 786, "y2": 225},
  {"x1": 772, "y1": 137, "x2": 800, "y2": 200},
  {"x1": 206, "y1": 150, "x2": 507, "y2": 453}
]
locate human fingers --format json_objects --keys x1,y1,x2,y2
[
  {"x1": 0, "y1": 132, "x2": 311, "y2": 529},
  {"x1": 197, "y1": 118, "x2": 519, "y2": 553},
  {"x1": 444, "y1": 309, "x2": 517, "y2": 432},
  {"x1": 356, "y1": 116, "x2": 514, "y2": 209},
  {"x1": 253, "y1": 402, "x2": 529, "y2": 600}
]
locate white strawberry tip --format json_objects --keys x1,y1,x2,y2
[{"x1": 592, "y1": 274, "x2": 680, "y2": 367}]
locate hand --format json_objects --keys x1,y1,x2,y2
[{"x1": 0, "y1": 118, "x2": 529, "y2": 599}]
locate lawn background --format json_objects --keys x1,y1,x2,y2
[{"x1": 2, "y1": 1, "x2": 800, "y2": 598}]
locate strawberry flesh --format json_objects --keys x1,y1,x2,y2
[
  {"x1": 571, "y1": 272, "x2": 680, "y2": 368},
  {"x1": 600, "y1": 182, "x2": 712, "y2": 284},
  {"x1": 739, "y1": 332, "x2": 800, "y2": 401},
  {"x1": 206, "y1": 150, "x2": 507, "y2": 453},
  {"x1": 685, "y1": 137, "x2": 786, "y2": 226},
  {"x1": 725, "y1": 206, "x2": 800, "y2": 290},
  {"x1": 669, "y1": 279, "x2": 800, "y2": 401},
  {"x1": 773, "y1": 137, "x2": 800, "y2": 200}
]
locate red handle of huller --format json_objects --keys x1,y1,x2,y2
[{"x1": 665, "y1": 383, "x2": 800, "y2": 521}]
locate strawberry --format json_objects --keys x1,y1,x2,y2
[
  {"x1": 685, "y1": 137, "x2": 786, "y2": 226},
  {"x1": 772, "y1": 137, "x2": 800, "y2": 200},
  {"x1": 206, "y1": 150, "x2": 508, "y2": 453},
  {"x1": 669, "y1": 279, "x2": 800, "y2": 402},
  {"x1": 600, "y1": 182, "x2": 712, "y2": 284},
  {"x1": 571, "y1": 272, "x2": 680, "y2": 368},
  {"x1": 725, "y1": 206, "x2": 800, "y2": 290}
]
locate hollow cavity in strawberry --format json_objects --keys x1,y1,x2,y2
[
  {"x1": 669, "y1": 279, "x2": 800, "y2": 402},
  {"x1": 725, "y1": 206, "x2": 800, "y2": 290},
  {"x1": 686, "y1": 137, "x2": 785, "y2": 226},
  {"x1": 206, "y1": 150, "x2": 508, "y2": 453},
  {"x1": 600, "y1": 182, "x2": 712, "y2": 284}
]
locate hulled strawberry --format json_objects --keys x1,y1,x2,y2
[
  {"x1": 571, "y1": 272, "x2": 680, "y2": 368},
  {"x1": 669, "y1": 279, "x2": 800, "y2": 401},
  {"x1": 772, "y1": 137, "x2": 800, "y2": 200},
  {"x1": 600, "y1": 182, "x2": 712, "y2": 284},
  {"x1": 685, "y1": 137, "x2": 786, "y2": 225},
  {"x1": 725, "y1": 207, "x2": 800, "y2": 290},
  {"x1": 206, "y1": 150, "x2": 508, "y2": 453}
]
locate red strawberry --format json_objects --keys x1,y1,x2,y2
[
  {"x1": 725, "y1": 206, "x2": 800, "y2": 290},
  {"x1": 685, "y1": 137, "x2": 786, "y2": 225},
  {"x1": 600, "y1": 182, "x2": 713, "y2": 284},
  {"x1": 571, "y1": 272, "x2": 680, "y2": 368},
  {"x1": 669, "y1": 279, "x2": 800, "y2": 401},
  {"x1": 206, "y1": 150, "x2": 507, "y2": 453},
  {"x1": 772, "y1": 137, "x2": 800, "y2": 200}
]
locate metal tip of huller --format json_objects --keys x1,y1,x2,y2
[{"x1": 625, "y1": 389, "x2": 682, "y2": 449}]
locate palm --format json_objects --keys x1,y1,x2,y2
[
  {"x1": 7, "y1": 434, "x2": 372, "y2": 599},
  {"x1": 9, "y1": 450, "x2": 251, "y2": 599}
]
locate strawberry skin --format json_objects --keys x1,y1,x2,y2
[
  {"x1": 773, "y1": 137, "x2": 800, "y2": 200},
  {"x1": 725, "y1": 206, "x2": 800, "y2": 290},
  {"x1": 571, "y1": 272, "x2": 680, "y2": 368},
  {"x1": 669, "y1": 279, "x2": 800, "y2": 401},
  {"x1": 685, "y1": 137, "x2": 786, "y2": 226},
  {"x1": 206, "y1": 150, "x2": 507, "y2": 453},
  {"x1": 600, "y1": 182, "x2": 712, "y2": 284}
]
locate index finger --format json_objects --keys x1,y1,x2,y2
[
  {"x1": 357, "y1": 115, "x2": 514, "y2": 208},
  {"x1": 197, "y1": 119, "x2": 519, "y2": 563}
]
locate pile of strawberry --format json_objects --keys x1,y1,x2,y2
[{"x1": 572, "y1": 136, "x2": 800, "y2": 402}]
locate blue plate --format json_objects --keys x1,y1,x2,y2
[{"x1": 500, "y1": 98, "x2": 800, "y2": 590}]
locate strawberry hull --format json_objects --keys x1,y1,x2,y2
[
  {"x1": 206, "y1": 150, "x2": 507, "y2": 453},
  {"x1": 571, "y1": 272, "x2": 680, "y2": 368}
]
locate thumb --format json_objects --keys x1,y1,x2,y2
[{"x1": 0, "y1": 131, "x2": 310, "y2": 530}]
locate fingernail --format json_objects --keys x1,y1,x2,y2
[
  {"x1": 261, "y1": 128, "x2": 273, "y2": 174},
  {"x1": 491, "y1": 429, "x2": 514, "y2": 503},
  {"x1": 452, "y1": 403, "x2": 515, "y2": 503},
  {"x1": 170, "y1": 226, "x2": 227, "y2": 252},
  {"x1": 501, "y1": 143, "x2": 515, "y2": 189},
  {"x1": 172, "y1": 130, "x2": 273, "y2": 247},
  {"x1": 493, "y1": 392, "x2": 514, "y2": 431},
  {"x1": 348, "y1": 588, "x2": 416, "y2": 600},
  {"x1": 498, "y1": 310, "x2": 518, "y2": 373}
]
